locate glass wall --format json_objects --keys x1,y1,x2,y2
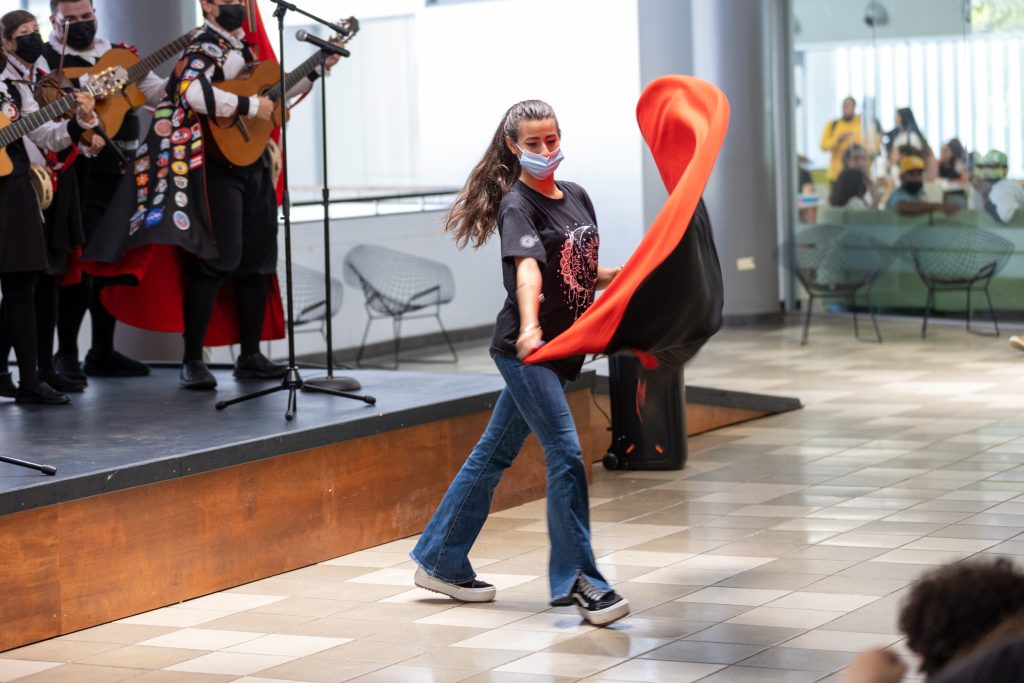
[{"x1": 790, "y1": 0, "x2": 1024, "y2": 320}]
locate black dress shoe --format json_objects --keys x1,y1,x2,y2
[
  {"x1": 0, "y1": 372, "x2": 16, "y2": 398},
  {"x1": 54, "y1": 353, "x2": 87, "y2": 384},
  {"x1": 234, "y1": 352, "x2": 287, "y2": 379},
  {"x1": 15, "y1": 382, "x2": 71, "y2": 405},
  {"x1": 40, "y1": 371, "x2": 86, "y2": 393},
  {"x1": 180, "y1": 360, "x2": 217, "y2": 390},
  {"x1": 84, "y1": 349, "x2": 151, "y2": 377}
]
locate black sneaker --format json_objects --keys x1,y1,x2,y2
[
  {"x1": 0, "y1": 372, "x2": 15, "y2": 398},
  {"x1": 234, "y1": 352, "x2": 287, "y2": 379},
  {"x1": 571, "y1": 576, "x2": 630, "y2": 626},
  {"x1": 414, "y1": 567, "x2": 496, "y2": 602},
  {"x1": 15, "y1": 382, "x2": 71, "y2": 405},
  {"x1": 84, "y1": 349, "x2": 150, "y2": 377},
  {"x1": 54, "y1": 353, "x2": 87, "y2": 384},
  {"x1": 180, "y1": 360, "x2": 217, "y2": 390},
  {"x1": 39, "y1": 371, "x2": 86, "y2": 393}
]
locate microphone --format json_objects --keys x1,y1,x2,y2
[{"x1": 295, "y1": 30, "x2": 350, "y2": 58}]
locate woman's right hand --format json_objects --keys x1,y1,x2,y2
[
  {"x1": 516, "y1": 325, "x2": 543, "y2": 360},
  {"x1": 842, "y1": 649, "x2": 907, "y2": 683}
]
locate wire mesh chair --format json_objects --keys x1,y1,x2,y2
[
  {"x1": 781, "y1": 224, "x2": 891, "y2": 345},
  {"x1": 230, "y1": 262, "x2": 343, "y2": 361},
  {"x1": 285, "y1": 261, "x2": 345, "y2": 339},
  {"x1": 342, "y1": 244, "x2": 458, "y2": 368},
  {"x1": 893, "y1": 220, "x2": 1014, "y2": 338}
]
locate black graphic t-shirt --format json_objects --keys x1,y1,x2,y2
[{"x1": 491, "y1": 180, "x2": 599, "y2": 381}]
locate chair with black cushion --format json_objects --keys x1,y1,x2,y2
[
  {"x1": 893, "y1": 220, "x2": 1014, "y2": 338},
  {"x1": 342, "y1": 244, "x2": 458, "y2": 368},
  {"x1": 781, "y1": 224, "x2": 891, "y2": 345}
]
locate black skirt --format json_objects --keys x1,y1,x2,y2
[
  {"x1": 0, "y1": 173, "x2": 48, "y2": 274},
  {"x1": 43, "y1": 170, "x2": 85, "y2": 276}
]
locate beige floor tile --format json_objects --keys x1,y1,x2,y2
[
  {"x1": 348, "y1": 664, "x2": 478, "y2": 682},
  {"x1": 677, "y1": 587, "x2": 791, "y2": 607},
  {"x1": 13, "y1": 663, "x2": 145, "y2": 682},
  {"x1": 402, "y1": 647, "x2": 532, "y2": 673},
  {"x1": 237, "y1": 657, "x2": 384, "y2": 682},
  {"x1": 2, "y1": 640, "x2": 123, "y2": 663},
  {"x1": 127, "y1": 672, "x2": 237, "y2": 683},
  {"x1": 588, "y1": 658, "x2": 724, "y2": 682},
  {"x1": 495, "y1": 652, "x2": 626, "y2": 678},
  {"x1": 764, "y1": 592, "x2": 880, "y2": 612},
  {"x1": 415, "y1": 608, "x2": 535, "y2": 630},
  {"x1": 78, "y1": 645, "x2": 202, "y2": 669},
  {"x1": 780, "y1": 629, "x2": 903, "y2": 652},
  {"x1": 310, "y1": 638, "x2": 433, "y2": 663},
  {"x1": 223, "y1": 634, "x2": 352, "y2": 656},
  {"x1": 139, "y1": 628, "x2": 263, "y2": 651},
  {"x1": 450, "y1": 630, "x2": 575, "y2": 652},
  {"x1": 727, "y1": 607, "x2": 845, "y2": 630},
  {"x1": 57, "y1": 623, "x2": 177, "y2": 645},
  {"x1": 163, "y1": 652, "x2": 295, "y2": 676},
  {"x1": 179, "y1": 594, "x2": 287, "y2": 613},
  {"x1": 0, "y1": 659, "x2": 63, "y2": 681},
  {"x1": 322, "y1": 551, "x2": 412, "y2": 568}
]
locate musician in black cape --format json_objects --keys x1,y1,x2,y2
[
  {"x1": 84, "y1": 0, "x2": 339, "y2": 390},
  {"x1": 45, "y1": 0, "x2": 167, "y2": 383},
  {"x1": 0, "y1": 41, "x2": 97, "y2": 404}
]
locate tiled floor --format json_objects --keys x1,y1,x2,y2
[{"x1": 4, "y1": 314, "x2": 1024, "y2": 682}]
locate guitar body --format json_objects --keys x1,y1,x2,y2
[
  {"x1": 65, "y1": 48, "x2": 145, "y2": 144},
  {"x1": 0, "y1": 114, "x2": 15, "y2": 178},
  {"x1": 205, "y1": 60, "x2": 289, "y2": 167}
]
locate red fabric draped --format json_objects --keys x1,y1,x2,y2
[{"x1": 525, "y1": 75, "x2": 729, "y2": 369}]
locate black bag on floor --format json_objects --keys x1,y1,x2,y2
[{"x1": 603, "y1": 355, "x2": 687, "y2": 471}]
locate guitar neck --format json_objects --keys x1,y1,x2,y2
[
  {"x1": 126, "y1": 33, "x2": 194, "y2": 83},
  {"x1": 0, "y1": 93, "x2": 77, "y2": 149},
  {"x1": 268, "y1": 52, "x2": 322, "y2": 102}
]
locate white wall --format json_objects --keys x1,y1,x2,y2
[{"x1": 413, "y1": 0, "x2": 646, "y2": 267}]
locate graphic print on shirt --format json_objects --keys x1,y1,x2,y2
[{"x1": 557, "y1": 223, "x2": 599, "y2": 318}]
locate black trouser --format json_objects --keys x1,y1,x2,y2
[
  {"x1": 55, "y1": 274, "x2": 118, "y2": 360},
  {"x1": 0, "y1": 272, "x2": 42, "y2": 388},
  {"x1": 181, "y1": 160, "x2": 277, "y2": 364}
]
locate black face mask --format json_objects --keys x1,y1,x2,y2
[
  {"x1": 15, "y1": 32, "x2": 43, "y2": 64},
  {"x1": 66, "y1": 20, "x2": 97, "y2": 51},
  {"x1": 216, "y1": 5, "x2": 247, "y2": 32},
  {"x1": 904, "y1": 181, "x2": 923, "y2": 194}
]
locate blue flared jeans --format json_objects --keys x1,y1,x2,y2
[{"x1": 410, "y1": 352, "x2": 610, "y2": 601}]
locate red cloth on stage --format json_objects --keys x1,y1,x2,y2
[{"x1": 525, "y1": 75, "x2": 729, "y2": 370}]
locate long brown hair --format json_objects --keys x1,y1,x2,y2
[{"x1": 445, "y1": 99, "x2": 558, "y2": 249}]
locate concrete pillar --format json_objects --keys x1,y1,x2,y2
[
  {"x1": 92, "y1": 0, "x2": 198, "y2": 361},
  {"x1": 94, "y1": 0, "x2": 197, "y2": 70},
  {"x1": 689, "y1": 0, "x2": 794, "y2": 324}
]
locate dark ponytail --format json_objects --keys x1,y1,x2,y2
[{"x1": 445, "y1": 99, "x2": 558, "y2": 249}]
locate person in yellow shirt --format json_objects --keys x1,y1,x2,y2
[{"x1": 821, "y1": 97, "x2": 865, "y2": 182}]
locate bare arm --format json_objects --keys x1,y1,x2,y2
[
  {"x1": 514, "y1": 257, "x2": 543, "y2": 360},
  {"x1": 596, "y1": 265, "x2": 621, "y2": 291}
]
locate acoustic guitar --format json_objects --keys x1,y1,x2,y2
[
  {"x1": 0, "y1": 67, "x2": 128, "y2": 177},
  {"x1": 61, "y1": 31, "x2": 196, "y2": 144},
  {"x1": 204, "y1": 17, "x2": 359, "y2": 167}
]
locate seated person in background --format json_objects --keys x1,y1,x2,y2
[
  {"x1": 885, "y1": 155, "x2": 957, "y2": 216},
  {"x1": 979, "y1": 151, "x2": 1024, "y2": 224},
  {"x1": 843, "y1": 557, "x2": 1024, "y2": 683},
  {"x1": 843, "y1": 143, "x2": 884, "y2": 207},
  {"x1": 829, "y1": 168, "x2": 871, "y2": 209},
  {"x1": 938, "y1": 138, "x2": 969, "y2": 183}
]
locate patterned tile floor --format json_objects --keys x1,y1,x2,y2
[{"x1": 4, "y1": 314, "x2": 1024, "y2": 682}]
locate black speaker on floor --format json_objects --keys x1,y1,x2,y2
[{"x1": 602, "y1": 355, "x2": 687, "y2": 471}]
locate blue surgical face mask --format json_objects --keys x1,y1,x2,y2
[{"x1": 517, "y1": 145, "x2": 564, "y2": 180}]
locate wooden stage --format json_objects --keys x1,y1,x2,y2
[{"x1": 0, "y1": 366, "x2": 798, "y2": 652}]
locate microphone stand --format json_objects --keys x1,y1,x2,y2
[
  {"x1": 216, "y1": 0, "x2": 374, "y2": 420},
  {"x1": 0, "y1": 455, "x2": 56, "y2": 476},
  {"x1": 303, "y1": 50, "x2": 360, "y2": 393}
]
